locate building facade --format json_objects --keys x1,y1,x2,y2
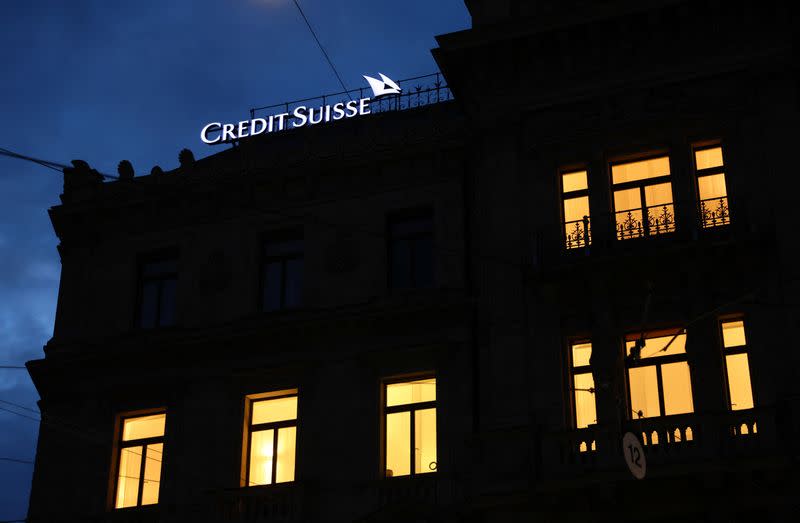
[{"x1": 26, "y1": 1, "x2": 800, "y2": 521}]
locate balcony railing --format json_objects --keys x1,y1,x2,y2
[
  {"x1": 700, "y1": 197, "x2": 730, "y2": 228},
  {"x1": 216, "y1": 483, "x2": 303, "y2": 523},
  {"x1": 565, "y1": 217, "x2": 591, "y2": 250},
  {"x1": 616, "y1": 204, "x2": 676, "y2": 240}
]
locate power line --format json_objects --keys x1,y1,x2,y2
[
  {"x1": 0, "y1": 146, "x2": 119, "y2": 180},
  {"x1": 0, "y1": 457, "x2": 34, "y2": 465},
  {"x1": 0, "y1": 366, "x2": 26, "y2": 370},
  {"x1": 291, "y1": 0, "x2": 353, "y2": 100}
]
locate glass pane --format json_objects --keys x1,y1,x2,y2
[
  {"x1": 661, "y1": 362, "x2": 694, "y2": 415},
  {"x1": 262, "y1": 262, "x2": 282, "y2": 311},
  {"x1": 563, "y1": 196, "x2": 590, "y2": 223},
  {"x1": 571, "y1": 342, "x2": 591, "y2": 368},
  {"x1": 123, "y1": 414, "x2": 166, "y2": 441},
  {"x1": 698, "y1": 173, "x2": 727, "y2": 201},
  {"x1": 695, "y1": 147, "x2": 724, "y2": 170},
  {"x1": 158, "y1": 279, "x2": 177, "y2": 327},
  {"x1": 252, "y1": 396, "x2": 298, "y2": 425},
  {"x1": 264, "y1": 239, "x2": 303, "y2": 257},
  {"x1": 142, "y1": 259, "x2": 177, "y2": 277},
  {"x1": 415, "y1": 408, "x2": 437, "y2": 474},
  {"x1": 614, "y1": 188, "x2": 642, "y2": 212},
  {"x1": 115, "y1": 446, "x2": 142, "y2": 508},
  {"x1": 726, "y1": 353, "x2": 754, "y2": 410},
  {"x1": 276, "y1": 427, "x2": 296, "y2": 483},
  {"x1": 562, "y1": 171, "x2": 588, "y2": 192},
  {"x1": 141, "y1": 443, "x2": 162, "y2": 506},
  {"x1": 627, "y1": 333, "x2": 686, "y2": 359},
  {"x1": 390, "y1": 239, "x2": 411, "y2": 289},
  {"x1": 413, "y1": 236, "x2": 434, "y2": 288},
  {"x1": 644, "y1": 182, "x2": 673, "y2": 207},
  {"x1": 722, "y1": 321, "x2": 747, "y2": 348},
  {"x1": 386, "y1": 378, "x2": 436, "y2": 407},
  {"x1": 386, "y1": 412, "x2": 410, "y2": 477},
  {"x1": 573, "y1": 373, "x2": 597, "y2": 428},
  {"x1": 391, "y1": 216, "x2": 433, "y2": 236},
  {"x1": 139, "y1": 281, "x2": 159, "y2": 329},
  {"x1": 284, "y1": 258, "x2": 304, "y2": 308},
  {"x1": 629, "y1": 366, "x2": 660, "y2": 418},
  {"x1": 612, "y1": 156, "x2": 670, "y2": 184},
  {"x1": 249, "y1": 429, "x2": 274, "y2": 486}
]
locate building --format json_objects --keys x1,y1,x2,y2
[{"x1": 26, "y1": 1, "x2": 800, "y2": 521}]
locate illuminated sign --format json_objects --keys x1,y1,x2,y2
[{"x1": 201, "y1": 73, "x2": 402, "y2": 145}]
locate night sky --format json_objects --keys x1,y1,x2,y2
[{"x1": 0, "y1": 1, "x2": 470, "y2": 517}]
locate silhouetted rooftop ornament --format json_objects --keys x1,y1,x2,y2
[
  {"x1": 117, "y1": 160, "x2": 134, "y2": 180},
  {"x1": 62, "y1": 159, "x2": 103, "y2": 201},
  {"x1": 150, "y1": 165, "x2": 164, "y2": 176},
  {"x1": 178, "y1": 148, "x2": 195, "y2": 168}
]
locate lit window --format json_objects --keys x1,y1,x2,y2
[
  {"x1": 137, "y1": 255, "x2": 178, "y2": 329},
  {"x1": 384, "y1": 378, "x2": 437, "y2": 477},
  {"x1": 114, "y1": 412, "x2": 166, "y2": 509},
  {"x1": 570, "y1": 341, "x2": 596, "y2": 428},
  {"x1": 694, "y1": 146, "x2": 730, "y2": 228},
  {"x1": 261, "y1": 233, "x2": 304, "y2": 311},
  {"x1": 244, "y1": 391, "x2": 298, "y2": 486},
  {"x1": 721, "y1": 320, "x2": 754, "y2": 410},
  {"x1": 562, "y1": 171, "x2": 590, "y2": 249},
  {"x1": 612, "y1": 156, "x2": 675, "y2": 240},
  {"x1": 626, "y1": 332, "x2": 694, "y2": 418},
  {"x1": 388, "y1": 211, "x2": 434, "y2": 289}
]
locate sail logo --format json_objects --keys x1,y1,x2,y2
[{"x1": 201, "y1": 73, "x2": 402, "y2": 145}]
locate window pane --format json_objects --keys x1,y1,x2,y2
[
  {"x1": 391, "y1": 217, "x2": 433, "y2": 236},
  {"x1": 115, "y1": 446, "x2": 142, "y2": 508},
  {"x1": 629, "y1": 366, "x2": 660, "y2": 418},
  {"x1": 141, "y1": 443, "x2": 162, "y2": 506},
  {"x1": 627, "y1": 333, "x2": 686, "y2": 359},
  {"x1": 386, "y1": 412, "x2": 410, "y2": 477},
  {"x1": 726, "y1": 353, "x2": 754, "y2": 410},
  {"x1": 276, "y1": 427, "x2": 296, "y2": 483},
  {"x1": 698, "y1": 173, "x2": 727, "y2": 201},
  {"x1": 390, "y1": 239, "x2": 411, "y2": 289},
  {"x1": 264, "y1": 239, "x2": 303, "y2": 257},
  {"x1": 571, "y1": 342, "x2": 591, "y2": 368},
  {"x1": 252, "y1": 396, "x2": 298, "y2": 425},
  {"x1": 612, "y1": 157, "x2": 670, "y2": 184},
  {"x1": 573, "y1": 373, "x2": 597, "y2": 428},
  {"x1": 123, "y1": 414, "x2": 166, "y2": 441},
  {"x1": 563, "y1": 196, "x2": 590, "y2": 223},
  {"x1": 262, "y1": 261, "x2": 283, "y2": 311},
  {"x1": 158, "y1": 279, "x2": 177, "y2": 327},
  {"x1": 142, "y1": 260, "x2": 177, "y2": 277},
  {"x1": 139, "y1": 281, "x2": 159, "y2": 329},
  {"x1": 661, "y1": 362, "x2": 694, "y2": 415},
  {"x1": 695, "y1": 147, "x2": 724, "y2": 170},
  {"x1": 284, "y1": 258, "x2": 304, "y2": 308},
  {"x1": 249, "y1": 429, "x2": 274, "y2": 486},
  {"x1": 644, "y1": 182, "x2": 674, "y2": 207},
  {"x1": 614, "y1": 188, "x2": 642, "y2": 212},
  {"x1": 562, "y1": 171, "x2": 588, "y2": 193},
  {"x1": 414, "y1": 408, "x2": 437, "y2": 474},
  {"x1": 386, "y1": 379, "x2": 436, "y2": 407},
  {"x1": 413, "y1": 236, "x2": 434, "y2": 288},
  {"x1": 722, "y1": 321, "x2": 747, "y2": 348}
]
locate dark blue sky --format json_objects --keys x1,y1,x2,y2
[{"x1": 0, "y1": 1, "x2": 470, "y2": 517}]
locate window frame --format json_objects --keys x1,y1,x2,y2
[
  {"x1": 693, "y1": 143, "x2": 731, "y2": 229},
  {"x1": 610, "y1": 153, "x2": 676, "y2": 241},
  {"x1": 242, "y1": 390, "x2": 299, "y2": 487},
  {"x1": 135, "y1": 250, "x2": 179, "y2": 329},
  {"x1": 560, "y1": 169, "x2": 591, "y2": 250},
  {"x1": 259, "y1": 230, "x2": 304, "y2": 312},
  {"x1": 386, "y1": 208, "x2": 436, "y2": 291},
  {"x1": 719, "y1": 317, "x2": 756, "y2": 411},
  {"x1": 382, "y1": 375, "x2": 438, "y2": 479},
  {"x1": 112, "y1": 410, "x2": 167, "y2": 510},
  {"x1": 567, "y1": 339, "x2": 596, "y2": 429}
]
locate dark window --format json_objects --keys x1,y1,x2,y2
[
  {"x1": 261, "y1": 233, "x2": 304, "y2": 311},
  {"x1": 137, "y1": 256, "x2": 178, "y2": 329},
  {"x1": 388, "y1": 211, "x2": 434, "y2": 289}
]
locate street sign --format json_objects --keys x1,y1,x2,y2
[{"x1": 622, "y1": 432, "x2": 646, "y2": 480}]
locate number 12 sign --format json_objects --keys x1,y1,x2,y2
[{"x1": 623, "y1": 432, "x2": 647, "y2": 480}]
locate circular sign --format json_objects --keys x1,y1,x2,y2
[{"x1": 622, "y1": 432, "x2": 646, "y2": 480}]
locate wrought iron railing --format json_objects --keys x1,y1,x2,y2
[
  {"x1": 616, "y1": 204, "x2": 676, "y2": 240},
  {"x1": 249, "y1": 73, "x2": 452, "y2": 125},
  {"x1": 564, "y1": 216, "x2": 591, "y2": 250},
  {"x1": 700, "y1": 197, "x2": 730, "y2": 228}
]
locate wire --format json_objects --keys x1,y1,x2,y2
[
  {"x1": 0, "y1": 366, "x2": 26, "y2": 369},
  {"x1": 0, "y1": 399, "x2": 40, "y2": 415},
  {"x1": 291, "y1": 0, "x2": 352, "y2": 100},
  {"x1": 0, "y1": 146, "x2": 119, "y2": 180},
  {"x1": 0, "y1": 457, "x2": 34, "y2": 465}
]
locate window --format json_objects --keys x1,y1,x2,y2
[
  {"x1": 137, "y1": 256, "x2": 178, "y2": 329},
  {"x1": 694, "y1": 146, "x2": 730, "y2": 228},
  {"x1": 261, "y1": 233, "x2": 303, "y2": 311},
  {"x1": 243, "y1": 391, "x2": 298, "y2": 486},
  {"x1": 562, "y1": 171, "x2": 590, "y2": 249},
  {"x1": 114, "y1": 412, "x2": 166, "y2": 509},
  {"x1": 721, "y1": 320, "x2": 754, "y2": 410},
  {"x1": 384, "y1": 378, "x2": 437, "y2": 478},
  {"x1": 569, "y1": 341, "x2": 596, "y2": 428},
  {"x1": 612, "y1": 156, "x2": 676, "y2": 240},
  {"x1": 626, "y1": 332, "x2": 694, "y2": 418},
  {"x1": 388, "y1": 211, "x2": 434, "y2": 289}
]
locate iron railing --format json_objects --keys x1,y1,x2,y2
[
  {"x1": 565, "y1": 216, "x2": 591, "y2": 250},
  {"x1": 700, "y1": 196, "x2": 730, "y2": 228},
  {"x1": 616, "y1": 204, "x2": 676, "y2": 240}
]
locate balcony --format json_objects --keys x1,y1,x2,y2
[
  {"x1": 700, "y1": 196, "x2": 731, "y2": 229},
  {"x1": 616, "y1": 204, "x2": 676, "y2": 241},
  {"x1": 216, "y1": 483, "x2": 304, "y2": 523}
]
